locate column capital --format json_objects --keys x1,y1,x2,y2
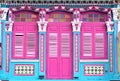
[
  {"x1": 37, "y1": 21, "x2": 48, "y2": 32},
  {"x1": 106, "y1": 21, "x2": 114, "y2": 32},
  {"x1": 112, "y1": 8, "x2": 118, "y2": 20},
  {"x1": 5, "y1": 21, "x2": 14, "y2": 32},
  {"x1": 71, "y1": 21, "x2": 82, "y2": 32},
  {"x1": 0, "y1": 8, "x2": 8, "y2": 21}
]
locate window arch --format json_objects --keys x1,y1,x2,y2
[{"x1": 80, "y1": 11, "x2": 107, "y2": 59}]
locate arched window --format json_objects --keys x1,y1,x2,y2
[
  {"x1": 80, "y1": 11, "x2": 107, "y2": 59},
  {"x1": 12, "y1": 11, "x2": 38, "y2": 59}
]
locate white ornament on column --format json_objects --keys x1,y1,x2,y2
[
  {"x1": 71, "y1": 21, "x2": 82, "y2": 32},
  {"x1": 0, "y1": 8, "x2": 8, "y2": 20},
  {"x1": 118, "y1": 21, "x2": 120, "y2": 32},
  {"x1": 37, "y1": 21, "x2": 48, "y2": 32},
  {"x1": 6, "y1": 21, "x2": 14, "y2": 32},
  {"x1": 112, "y1": 8, "x2": 118, "y2": 20},
  {"x1": 106, "y1": 21, "x2": 114, "y2": 32}
]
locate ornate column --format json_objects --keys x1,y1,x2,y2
[
  {"x1": 37, "y1": 10, "x2": 48, "y2": 79},
  {"x1": 106, "y1": 21, "x2": 114, "y2": 74},
  {"x1": 0, "y1": 8, "x2": 10, "y2": 77},
  {"x1": 111, "y1": 8, "x2": 119, "y2": 79},
  {"x1": 71, "y1": 9, "x2": 82, "y2": 79}
]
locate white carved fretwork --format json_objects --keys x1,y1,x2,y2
[
  {"x1": 73, "y1": 10, "x2": 80, "y2": 22},
  {"x1": 112, "y1": 8, "x2": 118, "y2": 20},
  {"x1": 37, "y1": 21, "x2": 48, "y2": 32},
  {"x1": 118, "y1": 21, "x2": 120, "y2": 32},
  {"x1": 6, "y1": 21, "x2": 14, "y2": 32},
  {"x1": 0, "y1": 8, "x2": 8, "y2": 20},
  {"x1": 71, "y1": 21, "x2": 82, "y2": 32},
  {"x1": 106, "y1": 21, "x2": 114, "y2": 32}
]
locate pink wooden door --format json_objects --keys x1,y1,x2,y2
[{"x1": 46, "y1": 22, "x2": 73, "y2": 79}]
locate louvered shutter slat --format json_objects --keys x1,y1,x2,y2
[
  {"x1": 27, "y1": 33, "x2": 36, "y2": 56},
  {"x1": 61, "y1": 33, "x2": 70, "y2": 57},
  {"x1": 83, "y1": 33, "x2": 92, "y2": 56},
  {"x1": 95, "y1": 33, "x2": 104, "y2": 57},
  {"x1": 15, "y1": 33, "x2": 23, "y2": 57},
  {"x1": 49, "y1": 33, "x2": 57, "y2": 57}
]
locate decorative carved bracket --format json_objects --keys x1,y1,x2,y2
[
  {"x1": 112, "y1": 8, "x2": 118, "y2": 20},
  {"x1": 71, "y1": 21, "x2": 82, "y2": 32},
  {"x1": 0, "y1": 8, "x2": 8, "y2": 20},
  {"x1": 106, "y1": 21, "x2": 114, "y2": 32},
  {"x1": 37, "y1": 21, "x2": 48, "y2": 32},
  {"x1": 6, "y1": 21, "x2": 14, "y2": 32}
]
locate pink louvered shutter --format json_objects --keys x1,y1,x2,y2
[
  {"x1": 95, "y1": 33, "x2": 104, "y2": 57},
  {"x1": 61, "y1": 33, "x2": 70, "y2": 57},
  {"x1": 83, "y1": 33, "x2": 92, "y2": 57},
  {"x1": 26, "y1": 33, "x2": 36, "y2": 58},
  {"x1": 14, "y1": 33, "x2": 24, "y2": 57},
  {"x1": 49, "y1": 33, "x2": 58, "y2": 57}
]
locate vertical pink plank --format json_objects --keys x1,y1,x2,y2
[
  {"x1": 12, "y1": 22, "x2": 25, "y2": 59},
  {"x1": 60, "y1": 23, "x2": 73, "y2": 79},
  {"x1": 46, "y1": 23, "x2": 59, "y2": 79}
]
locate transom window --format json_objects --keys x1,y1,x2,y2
[
  {"x1": 14, "y1": 12, "x2": 38, "y2": 22},
  {"x1": 48, "y1": 12, "x2": 71, "y2": 22},
  {"x1": 82, "y1": 12, "x2": 106, "y2": 22}
]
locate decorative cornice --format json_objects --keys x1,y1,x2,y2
[
  {"x1": 2, "y1": 0, "x2": 117, "y2": 6},
  {"x1": 9, "y1": 6, "x2": 40, "y2": 12}
]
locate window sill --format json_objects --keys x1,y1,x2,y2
[
  {"x1": 11, "y1": 60, "x2": 39, "y2": 62},
  {"x1": 80, "y1": 59, "x2": 109, "y2": 62}
]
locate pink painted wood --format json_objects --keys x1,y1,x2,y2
[
  {"x1": 46, "y1": 22, "x2": 73, "y2": 79},
  {"x1": 12, "y1": 22, "x2": 38, "y2": 59},
  {"x1": 80, "y1": 22, "x2": 107, "y2": 59}
]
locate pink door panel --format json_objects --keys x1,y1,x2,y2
[
  {"x1": 46, "y1": 23, "x2": 59, "y2": 79},
  {"x1": 60, "y1": 23, "x2": 73, "y2": 79},
  {"x1": 26, "y1": 23, "x2": 38, "y2": 59},
  {"x1": 13, "y1": 23, "x2": 25, "y2": 58},
  {"x1": 46, "y1": 23, "x2": 73, "y2": 79}
]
